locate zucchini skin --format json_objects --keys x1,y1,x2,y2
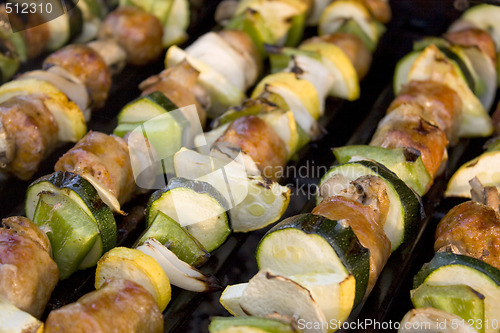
[
  {"x1": 413, "y1": 252, "x2": 500, "y2": 289},
  {"x1": 354, "y1": 159, "x2": 425, "y2": 245},
  {"x1": 28, "y1": 171, "x2": 117, "y2": 252},
  {"x1": 320, "y1": 159, "x2": 424, "y2": 250},
  {"x1": 145, "y1": 177, "x2": 230, "y2": 226},
  {"x1": 263, "y1": 213, "x2": 370, "y2": 307}
]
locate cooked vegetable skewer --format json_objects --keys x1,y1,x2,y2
[
  {"x1": 215, "y1": 3, "x2": 500, "y2": 332},
  {"x1": 2, "y1": 0, "x2": 388, "y2": 330}
]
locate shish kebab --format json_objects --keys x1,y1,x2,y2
[
  {"x1": 0, "y1": 3, "x2": 171, "y2": 182},
  {"x1": 209, "y1": 2, "x2": 500, "y2": 332},
  {"x1": 1, "y1": 0, "x2": 391, "y2": 331},
  {"x1": 0, "y1": 0, "x2": 191, "y2": 82},
  {"x1": 400, "y1": 5, "x2": 500, "y2": 328}
]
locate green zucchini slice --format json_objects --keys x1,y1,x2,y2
[
  {"x1": 116, "y1": 91, "x2": 178, "y2": 124},
  {"x1": 318, "y1": 160, "x2": 423, "y2": 252},
  {"x1": 146, "y1": 177, "x2": 231, "y2": 252},
  {"x1": 26, "y1": 171, "x2": 116, "y2": 253},
  {"x1": 414, "y1": 252, "x2": 500, "y2": 333},
  {"x1": 411, "y1": 284, "x2": 485, "y2": 333},
  {"x1": 209, "y1": 316, "x2": 298, "y2": 333},
  {"x1": 333, "y1": 145, "x2": 432, "y2": 196},
  {"x1": 34, "y1": 191, "x2": 99, "y2": 279},
  {"x1": 256, "y1": 213, "x2": 369, "y2": 307},
  {"x1": 137, "y1": 211, "x2": 209, "y2": 267}
]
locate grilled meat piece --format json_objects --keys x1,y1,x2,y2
[
  {"x1": 44, "y1": 44, "x2": 111, "y2": 109},
  {"x1": 371, "y1": 104, "x2": 449, "y2": 179},
  {"x1": 313, "y1": 195, "x2": 391, "y2": 295},
  {"x1": 302, "y1": 33, "x2": 372, "y2": 80},
  {"x1": 98, "y1": 6, "x2": 164, "y2": 66},
  {"x1": 55, "y1": 131, "x2": 135, "y2": 204},
  {"x1": 0, "y1": 5, "x2": 49, "y2": 59},
  {"x1": 213, "y1": 116, "x2": 287, "y2": 181},
  {"x1": 319, "y1": 174, "x2": 390, "y2": 228},
  {"x1": 0, "y1": 226, "x2": 58, "y2": 318},
  {"x1": 140, "y1": 61, "x2": 207, "y2": 127},
  {"x1": 218, "y1": 30, "x2": 262, "y2": 88},
  {"x1": 44, "y1": 279, "x2": 163, "y2": 333},
  {"x1": 0, "y1": 95, "x2": 58, "y2": 180},
  {"x1": 362, "y1": 0, "x2": 391, "y2": 24},
  {"x1": 435, "y1": 201, "x2": 500, "y2": 271},
  {"x1": 1, "y1": 216, "x2": 51, "y2": 255},
  {"x1": 445, "y1": 28, "x2": 497, "y2": 65},
  {"x1": 388, "y1": 80, "x2": 462, "y2": 142},
  {"x1": 491, "y1": 101, "x2": 500, "y2": 136}
]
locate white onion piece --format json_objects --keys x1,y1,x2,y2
[
  {"x1": 186, "y1": 32, "x2": 247, "y2": 91},
  {"x1": 211, "y1": 143, "x2": 261, "y2": 177},
  {"x1": 88, "y1": 39, "x2": 127, "y2": 75},
  {"x1": 79, "y1": 171, "x2": 124, "y2": 215},
  {"x1": 287, "y1": 55, "x2": 334, "y2": 116},
  {"x1": 18, "y1": 69, "x2": 91, "y2": 121},
  {"x1": 137, "y1": 238, "x2": 222, "y2": 292},
  {"x1": 399, "y1": 308, "x2": 477, "y2": 333},
  {"x1": 307, "y1": 0, "x2": 333, "y2": 26},
  {"x1": 447, "y1": 19, "x2": 477, "y2": 34},
  {"x1": 462, "y1": 46, "x2": 497, "y2": 111}
]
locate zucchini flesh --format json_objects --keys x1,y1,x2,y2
[
  {"x1": 137, "y1": 211, "x2": 209, "y2": 267},
  {"x1": 256, "y1": 213, "x2": 369, "y2": 307},
  {"x1": 411, "y1": 284, "x2": 485, "y2": 333},
  {"x1": 116, "y1": 91, "x2": 178, "y2": 124},
  {"x1": 414, "y1": 253, "x2": 500, "y2": 333},
  {"x1": 34, "y1": 192, "x2": 99, "y2": 279},
  {"x1": 393, "y1": 51, "x2": 421, "y2": 94},
  {"x1": 336, "y1": 19, "x2": 376, "y2": 53},
  {"x1": 225, "y1": 10, "x2": 275, "y2": 57},
  {"x1": 146, "y1": 178, "x2": 231, "y2": 252},
  {"x1": 318, "y1": 160, "x2": 423, "y2": 252},
  {"x1": 26, "y1": 172, "x2": 116, "y2": 252},
  {"x1": 209, "y1": 316, "x2": 298, "y2": 333},
  {"x1": 333, "y1": 145, "x2": 432, "y2": 196}
]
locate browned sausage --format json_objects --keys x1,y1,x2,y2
[
  {"x1": 55, "y1": 131, "x2": 135, "y2": 204},
  {"x1": 363, "y1": 0, "x2": 391, "y2": 24},
  {"x1": 388, "y1": 80, "x2": 462, "y2": 142},
  {"x1": 0, "y1": 6, "x2": 49, "y2": 59},
  {"x1": 313, "y1": 195, "x2": 390, "y2": 295},
  {"x1": 319, "y1": 174, "x2": 391, "y2": 227},
  {"x1": 370, "y1": 104, "x2": 449, "y2": 179},
  {"x1": 44, "y1": 279, "x2": 163, "y2": 333},
  {"x1": 140, "y1": 61, "x2": 207, "y2": 127},
  {"x1": 214, "y1": 116, "x2": 287, "y2": 181},
  {"x1": 0, "y1": 95, "x2": 58, "y2": 180},
  {"x1": 98, "y1": 6, "x2": 163, "y2": 66},
  {"x1": 21, "y1": 15, "x2": 51, "y2": 59},
  {"x1": 218, "y1": 29, "x2": 262, "y2": 86},
  {"x1": 301, "y1": 33, "x2": 372, "y2": 80},
  {"x1": 44, "y1": 44, "x2": 112, "y2": 109},
  {"x1": 445, "y1": 28, "x2": 497, "y2": 65},
  {"x1": 435, "y1": 201, "x2": 500, "y2": 271},
  {"x1": 1, "y1": 216, "x2": 51, "y2": 255},
  {"x1": 0, "y1": 227, "x2": 58, "y2": 318}
]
